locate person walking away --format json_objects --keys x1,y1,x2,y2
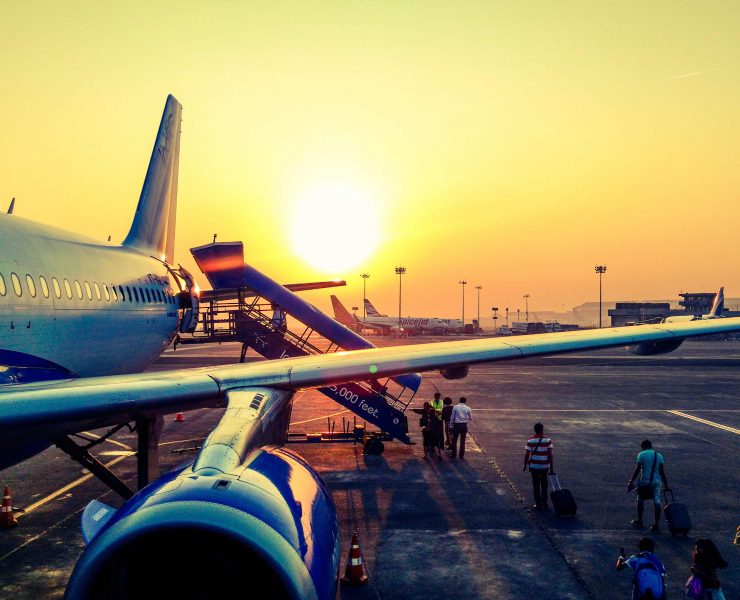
[
  {"x1": 441, "y1": 397, "x2": 453, "y2": 450},
  {"x1": 523, "y1": 422, "x2": 554, "y2": 510},
  {"x1": 627, "y1": 440, "x2": 670, "y2": 533},
  {"x1": 616, "y1": 537, "x2": 667, "y2": 600},
  {"x1": 449, "y1": 397, "x2": 472, "y2": 459},
  {"x1": 431, "y1": 392, "x2": 445, "y2": 452},
  {"x1": 419, "y1": 402, "x2": 431, "y2": 457},
  {"x1": 686, "y1": 538, "x2": 728, "y2": 599}
]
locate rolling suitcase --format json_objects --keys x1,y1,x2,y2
[
  {"x1": 664, "y1": 489, "x2": 691, "y2": 536},
  {"x1": 549, "y1": 473, "x2": 577, "y2": 517}
]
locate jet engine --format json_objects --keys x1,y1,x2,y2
[
  {"x1": 440, "y1": 365, "x2": 469, "y2": 380},
  {"x1": 627, "y1": 339, "x2": 684, "y2": 356},
  {"x1": 65, "y1": 446, "x2": 340, "y2": 600}
]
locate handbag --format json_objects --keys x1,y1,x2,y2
[
  {"x1": 685, "y1": 573, "x2": 703, "y2": 600},
  {"x1": 636, "y1": 450, "x2": 658, "y2": 500}
]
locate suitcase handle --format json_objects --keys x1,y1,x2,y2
[
  {"x1": 548, "y1": 473, "x2": 561, "y2": 491},
  {"x1": 664, "y1": 488, "x2": 676, "y2": 504}
]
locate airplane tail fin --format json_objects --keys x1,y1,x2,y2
[
  {"x1": 330, "y1": 295, "x2": 356, "y2": 327},
  {"x1": 708, "y1": 287, "x2": 724, "y2": 317},
  {"x1": 364, "y1": 299, "x2": 383, "y2": 317},
  {"x1": 123, "y1": 95, "x2": 182, "y2": 263}
]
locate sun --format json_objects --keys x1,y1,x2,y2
[{"x1": 290, "y1": 181, "x2": 380, "y2": 273}]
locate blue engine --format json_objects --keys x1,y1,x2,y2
[
  {"x1": 65, "y1": 446, "x2": 340, "y2": 600},
  {"x1": 627, "y1": 339, "x2": 684, "y2": 356}
]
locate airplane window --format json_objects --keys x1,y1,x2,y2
[
  {"x1": 64, "y1": 279, "x2": 73, "y2": 299},
  {"x1": 26, "y1": 275, "x2": 37, "y2": 297},
  {"x1": 11, "y1": 273, "x2": 22, "y2": 297},
  {"x1": 52, "y1": 277, "x2": 61, "y2": 298},
  {"x1": 156, "y1": 289, "x2": 162, "y2": 302},
  {"x1": 126, "y1": 286, "x2": 132, "y2": 302},
  {"x1": 120, "y1": 285, "x2": 126, "y2": 302},
  {"x1": 94, "y1": 282, "x2": 101, "y2": 301},
  {"x1": 133, "y1": 287, "x2": 140, "y2": 303},
  {"x1": 39, "y1": 276, "x2": 49, "y2": 298},
  {"x1": 103, "y1": 284, "x2": 110, "y2": 301},
  {"x1": 145, "y1": 288, "x2": 152, "y2": 303},
  {"x1": 84, "y1": 281, "x2": 92, "y2": 300},
  {"x1": 0, "y1": 273, "x2": 6, "y2": 296},
  {"x1": 74, "y1": 280, "x2": 83, "y2": 300},
  {"x1": 111, "y1": 285, "x2": 118, "y2": 301}
]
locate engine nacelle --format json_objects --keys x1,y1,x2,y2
[
  {"x1": 439, "y1": 365, "x2": 469, "y2": 380},
  {"x1": 65, "y1": 446, "x2": 340, "y2": 600},
  {"x1": 627, "y1": 339, "x2": 684, "y2": 356}
]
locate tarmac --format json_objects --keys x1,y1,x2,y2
[{"x1": 0, "y1": 337, "x2": 738, "y2": 599}]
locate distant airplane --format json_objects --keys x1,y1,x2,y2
[
  {"x1": 331, "y1": 295, "x2": 463, "y2": 335},
  {"x1": 2, "y1": 96, "x2": 740, "y2": 599}
]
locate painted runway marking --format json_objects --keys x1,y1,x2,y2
[
  {"x1": 471, "y1": 408, "x2": 740, "y2": 412},
  {"x1": 17, "y1": 454, "x2": 132, "y2": 519},
  {"x1": 291, "y1": 409, "x2": 350, "y2": 426},
  {"x1": 668, "y1": 410, "x2": 740, "y2": 435},
  {"x1": 79, "y1": 431, "x2": 132, "y2": 450}
]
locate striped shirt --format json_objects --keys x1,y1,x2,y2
[{"x1": 525, "y1": 435, "x2": 553, "y2": 470}]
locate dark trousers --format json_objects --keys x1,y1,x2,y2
[
  {"x1": 530, "y1": 469, "x2": 548, "y2": 506},
  {"x1": 451, "y1": 423, "x2": 468, "y2": 458}
]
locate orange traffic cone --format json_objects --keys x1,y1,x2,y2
[
  {"x1": 174, "y1": 412, "x2": 185, "y2": 422},
  {"x1": 340, "y1": 531, "x2": 368, "y2": 586},
  {"x1": 1, "y1": 486, "x2": 18, "y2": 528}
]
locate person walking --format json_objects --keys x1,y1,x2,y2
[
  {"x1": 431, "y1": 392, "x2": 445, "y2": 452},
  {"x1": 616, "y1": 537, "x2": 667, "y2": 600},
  {"x1": 523, "y1": 422, "x2": 554, "y2": 510},
  {"x1": 686, "y1": 538, "x2": 728, "y2": 599},
  {"x1": 626, "y1": 440, "x2": 670, "y2": 533},
  {"x1": 441, "y1": 397, "x2": 453, "y2": 449},
  {"x1": 449, "y1": 397, "x2": 472, "y2": 459}
]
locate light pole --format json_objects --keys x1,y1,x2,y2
[
  {"x1": 395, "y1": 267, "x2": 406, "y2": 328},
  {"x1": 492, "y1": 306, "x2": 498, "y2": 334},
  {"x1": 475, "y1": 285, "x2": 482, "y2": 332},
  {"x1": 459, "y1": 280, "x2": 467, "y2": 331},
  {"x1": 360, "y1": 273, "x2": 370, "y2": 320},
  {"x1": 595, "y1": 265, "x2": 607, "y2": 328},
  {"x1": 523, "y1": 293, "x2": 530, "y2": 322},
  {"x1": 505, "y1": 307, "x2": 509, "y2": 327}
]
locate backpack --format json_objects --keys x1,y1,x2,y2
[{"x1": 633, "y1": 555, "x2": 665, "y2": 600}]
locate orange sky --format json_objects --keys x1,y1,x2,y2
[{"x1": 1, "y1": 2, "x2": 739, "y2": 319}]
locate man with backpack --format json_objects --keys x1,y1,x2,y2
[
  {"x1": 616, "y1": 537, "x2": 667, "y2": 599},
  {"x1": 626, "y1": 440, "x2": 670, "y2": 533}
]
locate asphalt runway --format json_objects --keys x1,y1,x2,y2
[{"x1": 0, "y1": 338, "x2": 738, "y2": 599}]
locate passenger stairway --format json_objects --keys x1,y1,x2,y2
[{"x1": 178, "y1": 241, "x2": 421, "y2": 443}]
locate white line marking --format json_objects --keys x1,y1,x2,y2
[{"x1": 667, "y1": 411, "x2": 740, "y2": 435}]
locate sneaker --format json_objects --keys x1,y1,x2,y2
[
  {"x1": 631, "y1": 519, "x2": 644, "y2": 529},
  {"x1": 649, "y1": 524, "x2": 660, "y2": 534}
]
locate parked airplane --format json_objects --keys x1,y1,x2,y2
[
  {"x1": 331, "y1": 295, "x2": 463, "y2": 335},
  {"x1": 2, "y1": 96, "x2": 740, "y2": 599}
]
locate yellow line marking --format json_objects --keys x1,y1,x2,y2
[
  {"x1": 17, "y1": 454, "x2": 132, "y2": 519},
  {"x1": 80, "y1": 431, "x2": 132, "y2": 450},
  {"x1": 291, "y1": 409, "x2": 351, "y2": 426},
  {"x1": 668, "y1": 411, "x2": 740, "y2": 435}
]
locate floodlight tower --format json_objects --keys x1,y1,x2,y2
[
  {"x1": 523, "y1": 293, "x2": 530, "y2": 322},
  {"x1": 594, "y1": 265, "x2": 607, "y2": 328},
  {"x1": 475, "y1": 285, "x2": 482, "y2": 332},
  {"x1": 395, "y1": 267, "x2": 406, "y2": 328},
  {"x1": 360, "y1": 273, "x2": 370, "y2": 320},
  {"x1": 459, "y1": 280, "x2": 467, "y2": 331}
]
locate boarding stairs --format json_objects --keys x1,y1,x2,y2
[{"x1": 179, "y1": 282, "x2": 417, "y2": 443}]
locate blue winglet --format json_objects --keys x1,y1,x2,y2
[{"x1": 81, "y1": 499, "x2": 116, "y2": 544}]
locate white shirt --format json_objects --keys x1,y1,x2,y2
[{"x1": 450, "y1": 403, "x2": 473, "y2": 424}]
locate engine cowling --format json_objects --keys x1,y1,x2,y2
[
  {"x1": 627, "y1": 339, "x2": 684, "y2": 356},
  {"x1": 65, "y1": 446, "x2": 340, "y2": 600},
  {"x1": 439, "y1": 365, "x2": 469, "y2": 380}
]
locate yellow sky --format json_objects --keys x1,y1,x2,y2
[{"x1": 1, "y1": 2, "x2": 739, "y2": 319}]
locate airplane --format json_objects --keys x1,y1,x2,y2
[
  {"x1": 331, "y1": 295, "x2": 463, "y2": 335},
  {"x1": 2, "y1": 96, "x2": 740, "y2": 600}
]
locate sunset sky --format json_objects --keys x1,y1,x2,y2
[{"x1": 1, "y1": 2, "x2": 739, "y2": 319}]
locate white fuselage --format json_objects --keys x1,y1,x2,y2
[
  {"x1": 0, "y1": 214, "x2": 180, "y2": 380},
  {"x1": 360, "y1": 314, "x2": 463, "y2": 334}
]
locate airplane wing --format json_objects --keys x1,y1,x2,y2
[{"x1": 2, "y1": 316, "x2": 739, "y2": 447}]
